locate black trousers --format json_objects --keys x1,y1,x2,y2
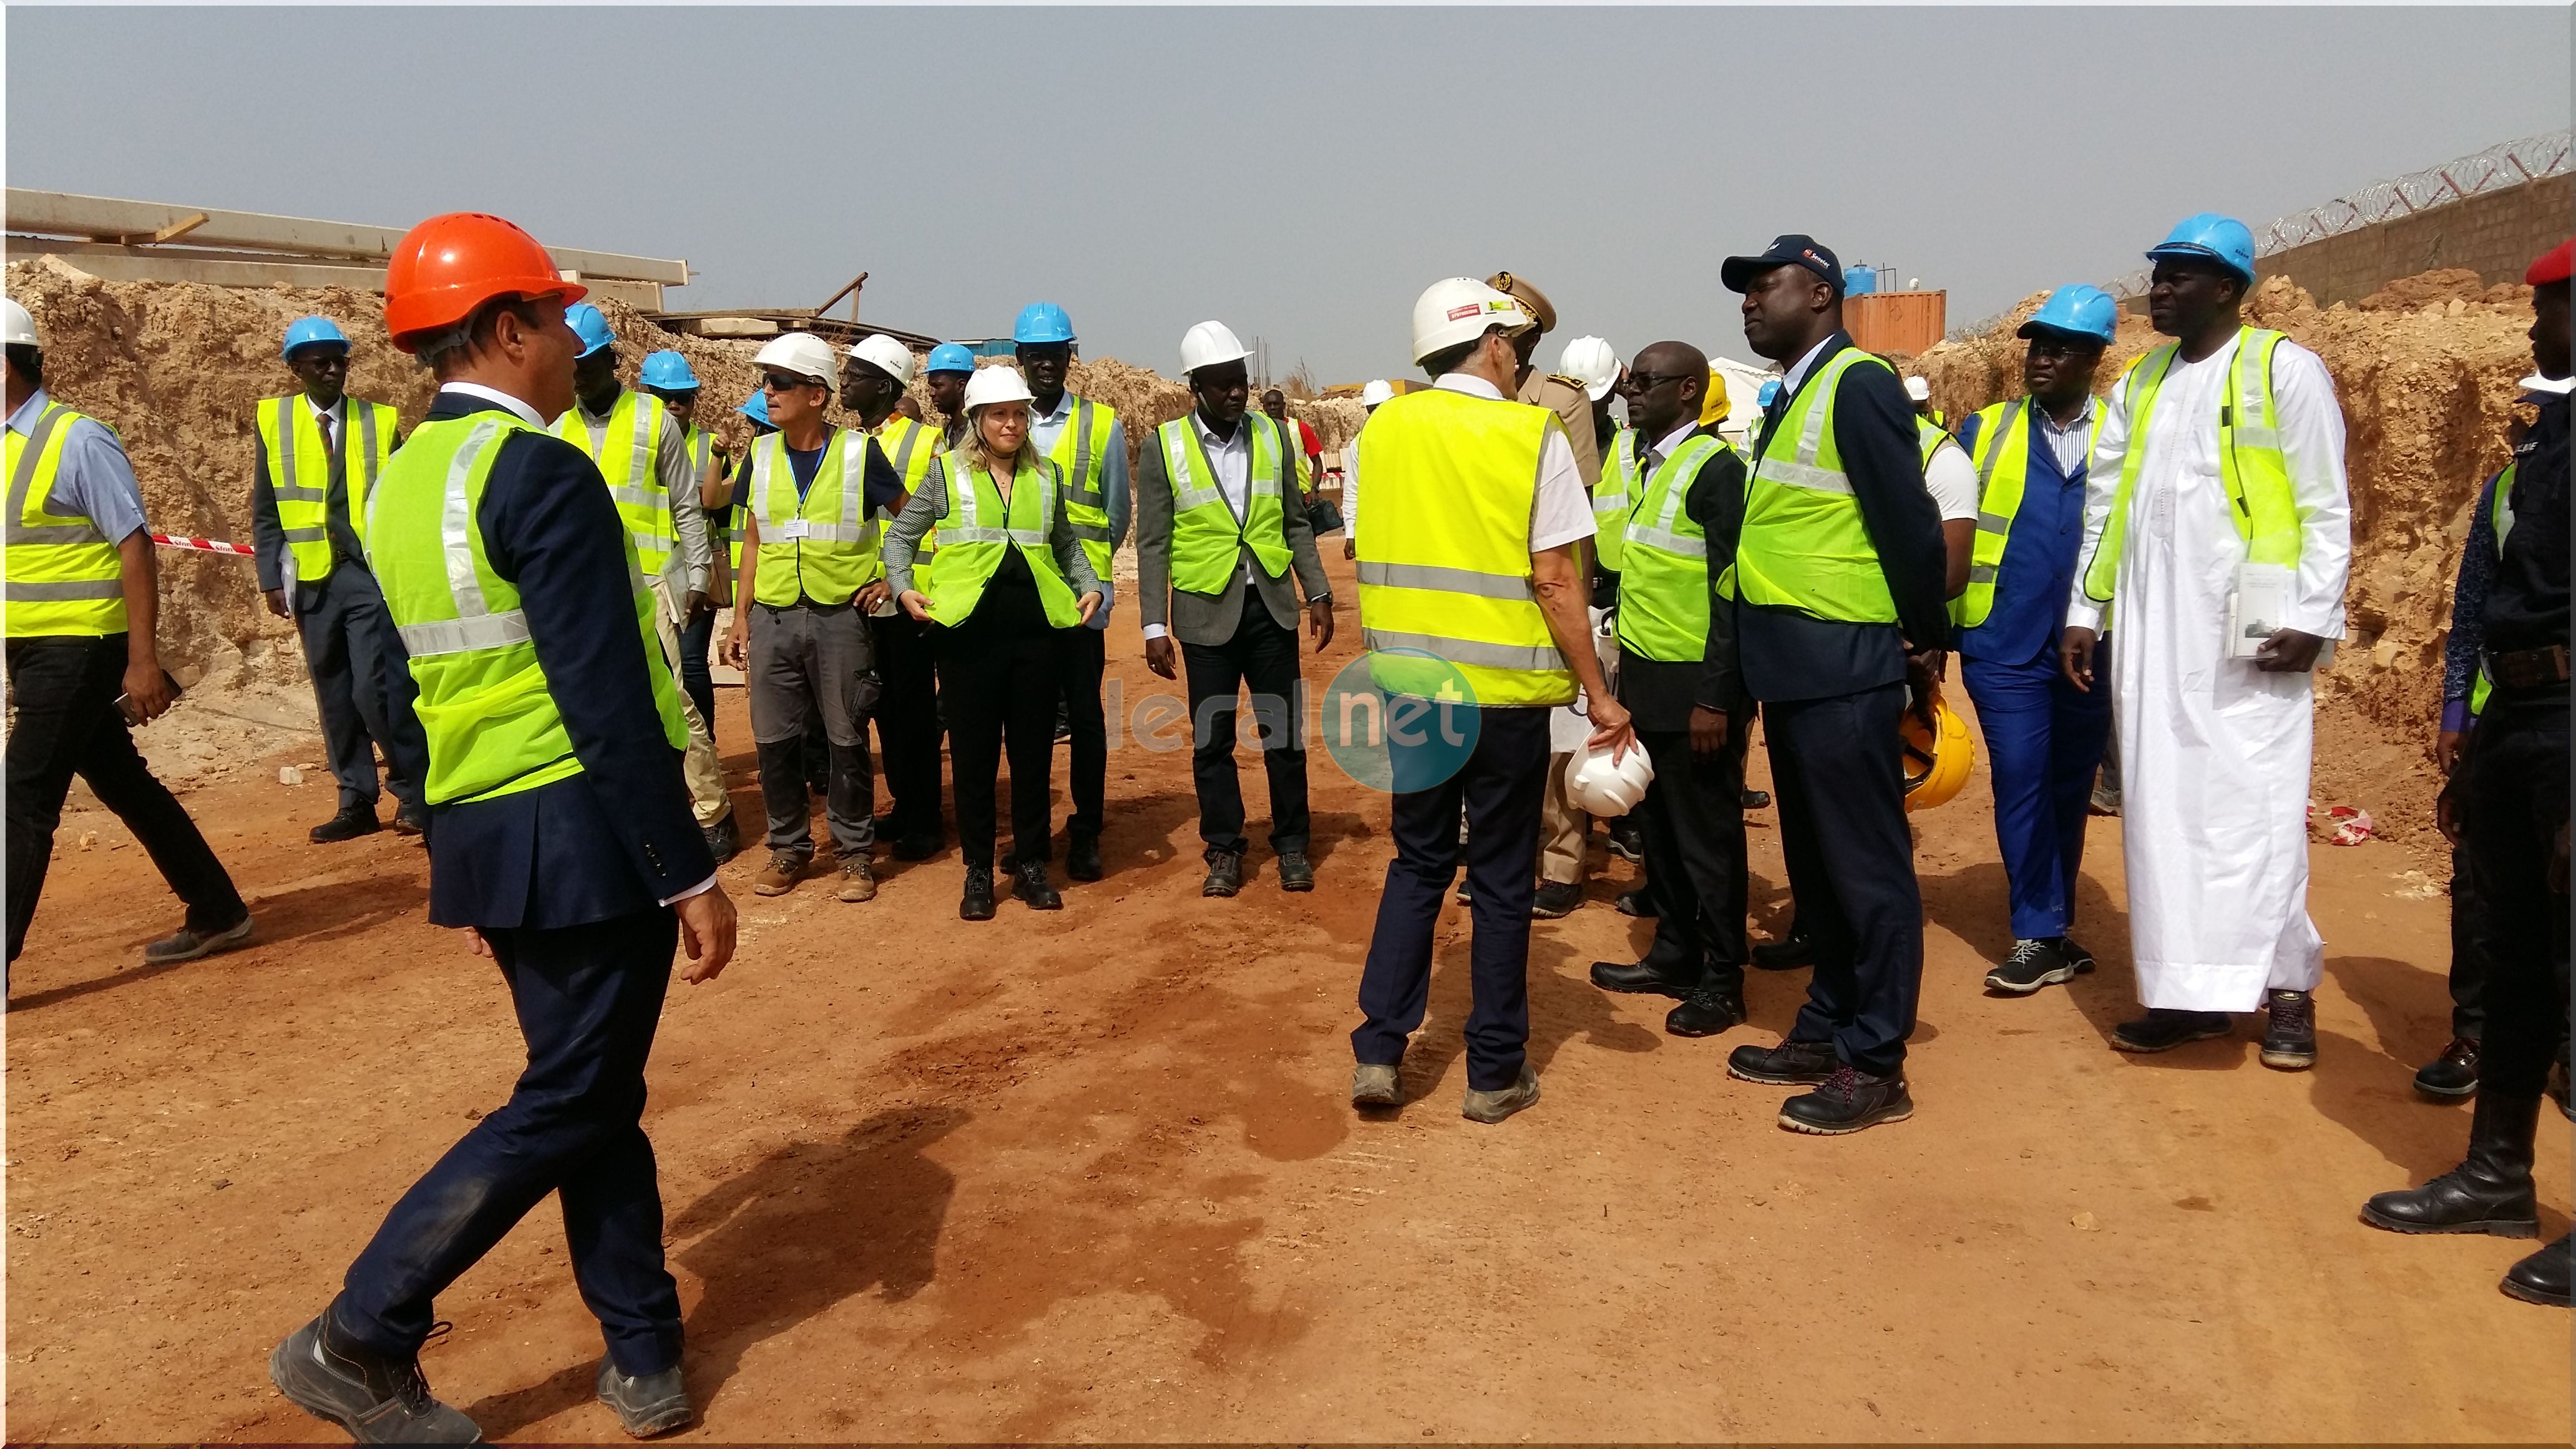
[
  {"x1": 1765, "y1": 684, "x2": 1922, "y2": 1076},
  {"x1": 2461, "y1": 693, "x2": 2571, "y2": 1100},
  {"x1": 296, "y1": 564, "x2": 427, "y2": 812},
  {"x1": 2447, "y1": 846, "x2": 2492, "y2": 1040},
  {"x1": 336, "y1": 907, "x2": 682, "y2": 1377},
  {"x1": 1636, "y1": 721, "x2": 1750, "y2": 989},
  {"x1": 869, "y1": 610, "x2": 945, "y2": 841},
  {"x1": 678, "y1": 606, "x2": 716, "y2": 742},
  {"x1": 1056, "y1": 627, "x2": 1107, "y2": 839},
  {"x1": 1354, "y1": 704, "x2": 1550, "y2": 1092},
  {"x1": 5, "y1": 635, "x2": 245, "y2": 964},
  {"x1": 939, "y1": 617, "x2": 1060, "y2": 870},
  {"x1": 1182, "y1": 592, "x2": 1309, "y2": 856}
]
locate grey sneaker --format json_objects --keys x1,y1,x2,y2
[
  {"x1": 1461, "y1": 1063, "x2": 1539, "y2": 1124},
  {"x1": 268, "y1": 1313, "x2": 482, "y2": 1443},
  {"x1": 145, "y1": 913, "x2": 254, "y2": 965},
  {"x1": 1350, "y1": 1063, "x2": 1400, "y2": 1108},
  {"x1": 597, "y1": 1357, "x2": 693, "y2": 1438}
]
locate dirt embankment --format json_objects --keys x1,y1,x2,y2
[{"x1": 1911, "y1": 268, "x2": 2540, "y2": 848}]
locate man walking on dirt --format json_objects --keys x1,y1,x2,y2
[
  {"x1": 842, "y1": 333, "x2": 951, "y2": 860},
  {"x1": 2060, "y1": 215, "x2": 2351, "y2": 1069},
  {"x1": 266, "y1": 212, "x2": 736, "y2": 1443}
]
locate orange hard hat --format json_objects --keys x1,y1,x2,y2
[{"x1": 383, "y1": 212, "x2": 585, "y2": 353}]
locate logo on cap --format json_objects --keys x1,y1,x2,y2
[{"x1": 1447, "y1": 304, "x2": 1483, "y2": 322}]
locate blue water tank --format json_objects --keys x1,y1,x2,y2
[{"x1": 1843, "y1": 265, "x2": 1878, "y2": 296}]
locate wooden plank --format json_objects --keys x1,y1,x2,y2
[
  {"x1": 21, "y1": 248, "x2": 660, "y2": 309},
  {"x1": 4, "y1": 188, "x2": 688, "y2": 285}
]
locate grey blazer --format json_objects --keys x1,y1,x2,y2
[{"x1": 1136, "y1": 412, "x2": 1332, "y2": 646}]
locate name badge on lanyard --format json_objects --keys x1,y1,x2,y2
[{"x1": 779, "y1": 518, "x2": 811, "y2": 540}]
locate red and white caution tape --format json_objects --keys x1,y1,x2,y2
[{"x1": 151, "y1": 533, "x2": 257, "y2": 557}]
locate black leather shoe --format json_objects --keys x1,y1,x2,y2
[
  {"x1": 2112, "y1": 1008, "x2": 2233, "y2": 1053},
  {"x1": 1014, "y1": 860, "x2": 1063, "y2": 910},
  {"x1": 1984, "y1": 938, "x2": 2074, "y2": 995},
  {"x1": 2414, "y1": 1037, "x2": 2481, "y2": 1100},
  {"x1": 1531, "y1": 881, "x2": 1583, "y2": 918},
  {"x1": 309, "y1": 806, "x2": 380, "y2": 844},
  {"x1": 1614, "y1": 885, "x2": 1656, "y2": 919},
  {"x1": 1589, "y1": 958, "x2": 1700, "y2": 997},
  {"x1": 1727, "y1": 1037, "x2": 1838, "y2": 1086},
  {"x1": 1276, "y1": 851, "x2": 1315, "y2": 893},
  {"x1": 597, "y1": 1356, "x2": 693, "y2": 1437},
  {"x1": 893, "y1": 831, "x2": 940, "y2": 862},
  {"x1": 959, "y1": 865, "x2": 996, "y2": 922},
  {"x1": 1780, "y1": 1065, "x2": 1913, "y2": 1134},
  {"x1": 1751, "y1": 929, "x2": 1814, "y2": 970},
  {"x1": 390, "y1": 803, "x2": 429, "y2": 838},
  {"x1": 2362, "y1": 1092, "x2": 2540, "y2": 1236},
  {"x1": 2260, "y1": 989, "x2": 2317, "y2": 1070},
  {"x1": 2502, "y1": 1234, "x2": 2572, "y2": 1307},
  {"x1": 1203, "y1": 849, "x2": 1244, "y2": 898},
  {"x1": 1066, "y1": 832, "x2": 1104, "y2": 882},
  {"x1": 1666, "y1": 983, "x2": 1747, "y2": 1038}
]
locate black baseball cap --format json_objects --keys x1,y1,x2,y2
[{"x1": 1721, "y1": 235, "x2": 1844, "y2": 295}]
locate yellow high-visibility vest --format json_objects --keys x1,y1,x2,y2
[
  {"x1": 1614, "y1": 434, "x2": 1730, "y2": 662},
  {"x1": 921, "y1": 449, "x2": 1081, "y2": 628},
  {"x1": 1046, "y1": 396, "x2": 1120, "y2": 582},
  {"x1": 552, "y1": 389, "x2": 680, "y2": 579},
  {"x1": 1593, "y1": 427, "x2": 1636, "y2": 572},
  {"x1": 1731, "y1": 349, "x2": 1902, "y2": 624},
  {"x1": 5, "y1": 402, "x2": 127, "y2": 637},
  {"x1": 746, "y1": 427, "x2": 882, "y2": 607},
  {"x1": 1154, "y1": 412, "x2": 1294, "y2": 595},
  {"x1": 256, "y1": 394, "x2": 397, "y2": 583},
  {"x1": 1949, "y1": 395, "x2": 2107, "y2": 628}
]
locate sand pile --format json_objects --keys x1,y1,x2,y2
[{"x1": 1912, "y1": 269, "x2": 2540, "y2": 847}]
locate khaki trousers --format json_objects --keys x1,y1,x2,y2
[
  {"x1": 1539, "y1": 749, "x2": 1589, "y2": 885},
  {"x1": 650, "y1": 578, "x2": 731, "y2": 828}
]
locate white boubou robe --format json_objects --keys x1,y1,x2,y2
[{"x1": 2064, "y1": 330, "x2": 2352, "y2": 1012}]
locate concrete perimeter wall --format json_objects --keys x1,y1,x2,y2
[{"x1": 2255, "y1": 172, "x2": 2574, "y2": 306}]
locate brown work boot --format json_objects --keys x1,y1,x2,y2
[
  {"x1": 836, "y1": 856, "x2": 877, "y2": 903},
  {"x1": 752, "y1": 849, "x2": 807, "y2": 897}
]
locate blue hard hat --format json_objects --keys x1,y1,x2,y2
[
  {"x1": 925, "y1": 342, "x2": 976, "y2": 375},
  {"x1": 2017, "y1": 284, "x2": 2118, "y2": 345},
  {"x1": 565, "y1": 303, "x2": 617, "y2": 359},
  {"x1": 1755, "y1": 379, "x2": 1781, "y2": 407},
  {"x1": 1012, "y1": 302, "x2": 1076, "y2": 346},
  {"x1": 736, "y1": 388, "x2": 773, "y2": 427},
  {"x1": 280, "y1": 315, "x2": 349, "y2": 358},
  {"x1": 640, "y1": 349, "x2": 700, "y2": 391},
  {"x1": 2145, "y1": 213, "x2": 2256, "y2": 283}
]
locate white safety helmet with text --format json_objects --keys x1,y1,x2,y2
[
  {"x1": 1409, "y1": 278, "x2": 1533, "y2": 365},
  {"x1": 753, "y1": 331, "x2": 841, "y2": 393},
  {"x1": 846, "y1": 333, "x2": 916, "y2": 386}
]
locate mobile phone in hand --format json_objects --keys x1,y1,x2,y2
[{"x1": 113, "y1": 670, "x2": 184, "y2": 726}]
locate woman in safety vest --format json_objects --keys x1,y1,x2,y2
[{"x1": 884, "y1": 366, "x2": 1103, "y2": 920}]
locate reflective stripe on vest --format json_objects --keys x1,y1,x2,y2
[
  {"x1": 1157, "y1": 412, "x2": 1294, "y2": 595},
  {"x1": 1613, "y1": 434, "x2": 1727, "y2": 662},
  {"x1": 553, "y1": 391, "x2": 677, "y2": 577},
  {"x1": 1352, "y1": 387, "x2": 1574, "y2": 706},
  {"x1": 2468, "y1": 463, "x2": 2520, "y2": 716},
  {"x1": 1916, "y1": 416, "x2": 1953, "y2": 469},
  {"x1": 5, "y1": 402, "x2": 127, "y2": 637},
  {"x1": 2081, "y1": 328, "x2": 2300, "y2": 604},
  {"x1": 1593, "y1": 427, "x2": 1636, "y2": 572},
  {"x1": 874, "y1": 414, "x2": 944, "y2": 555},
  {"x1": 364, "y1": 413, "x2": 686, "y2": 806},
  {"x1": 257, "y1": 395, "x2": 396, "y2": 585},
  {"x1": 748, "y1": 428, "x2": 879, "y2": 606},
  {"x1": 1047, "y1": 396, "x2": 1118, "y2": 579},
  {"x1": 921, "y1": 449, "x2": 1081, "y2": 628},
  {"x1": 1731, "y1": 349, "x2": 1901, "y2": 625},
  {"x1": 1948, "y1": 395, "x2": 2107, "y2": 628}
]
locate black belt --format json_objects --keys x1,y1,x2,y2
[{"x1": 2486, "y1": 644, "x2": 2572, "y2": 690}]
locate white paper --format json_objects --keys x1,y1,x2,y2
[
  {"x1": 2226, "y1": 562, "x2": 2293, "y2": 659},
  {"x1": 779, "y1": 518, "x2": 811, "y2": 540}
]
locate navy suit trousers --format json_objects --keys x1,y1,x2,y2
[
  {"x1": 334, "y1": 907, "x2": 683, "y2": 1377},
  {"x1": 1766, "y1": 684, "x2": 1922, "y2": 1075}
]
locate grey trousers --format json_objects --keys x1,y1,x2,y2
[
  {"x1": 295, "y1": 562, "x2": 425, "y2": 812},
  {"x1": 746, "y1": 600, "x2": 881, "y2": 857}
]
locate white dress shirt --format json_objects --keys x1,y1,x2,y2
[{"x1": 1432, "y1": 373, "x2": 1595, "y2": 551}]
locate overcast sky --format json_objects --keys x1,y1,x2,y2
[{"x1": 9, "y1": 6, "x2": 2569, "y2": 382}]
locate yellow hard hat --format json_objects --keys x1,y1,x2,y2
[
  {"x1": 1699, "y1": 366, "x2": 1731, "y2": 427},
  {"x1": 1901, "y1": 696, "x2": 1974, "y2": 812}
]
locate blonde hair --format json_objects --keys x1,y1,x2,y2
[{"x1": 961, "y1": 406, "x2": 1042, "y2": 480}]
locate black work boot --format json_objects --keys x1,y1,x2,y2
[
  {"x1": 1014, "y1": 859, "x2": 1063, "y2": 910},
  {"x1": 1066, "y1": 831, "x2": 1104, "y2": 882},
  {"x1": 1613, "y1": 884, "x2": 1656, "y2": 919},
  {"x1": 1202, "y1": 849, "x2": 1244, "y2": 898},
  {"x1": 2502, "y1": 1234, "x2": 2573, "y2": 1307},
  {"x1": 1666, "y1": 975, "x2": 1747, "y2": 1038},
  {"x1": 2260, "y1": 988, "x2": 2318, "y2": 1070},
  {"x1": 1276, "y1": 850, "x2": 1315, "y2": 892},
  {"x1": 2361, "y1": 1092, "x2": 2542, "y2": 1237},
  {"x1": 2112, "y1": 1008, "x2": 2233, "y2": 1053},
  {"x1": 596, "y1": 1356, "x2": 693, "y2": 1438},
  {"x1": 2414, "y1": 1037, "x2": 2481, "y2": 1100},
  {"x1": 1589, "y1": 956, "x2": 1700, "y2": 998},
  {"x1": 1727, "y1": 1037, "x2": 1838, "y2": 1086},
  {"x1": 268, "y1": 1310, "x2": 481, "y2": 1443},
  {"x1": 310, "y1": 804, "x2": 381, "y2": 844},
  {"x1": 959, "y1": 864, "x2": 997, "y2": 922},
  {"x1": 1750, "y1": 927, "x2": 1814, "y2": 970},
  {"x1": 1779, "y1": 1065, "x2": 1914, "y2": 1135}
]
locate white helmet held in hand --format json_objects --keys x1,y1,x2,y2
[
  {"x1": 753, "y1": 331, "x2": 840, "y2": 392},
  {"x1": 2, "y1": 298, "x2": 37, "y2": 348},
  {"x1": 1179, "y1": 320, "x2": 1253, "y2": 374},
  {"x1": 1563, "y1": 734, "x2": 1654, "y2": 817},
  {"x1": 1409, "y1": 278, "x2": 1532, "y2": 365},
  {"x1": 962, "y1": 364, "x2": 1035, "y2": 412},
  {"x1": 846, "y1": 333, "x2": 915, "y2": 386},
  {"x1": 1557, "y1": 335, "x2": 1621, "y2": 401}
]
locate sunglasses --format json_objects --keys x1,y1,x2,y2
[
  {"x1": 761, "y1": 372, "x2": 819, "y2": 393},
  {"x1": 1619, "y1": 371, "x2": 1692, "y2": 394}
]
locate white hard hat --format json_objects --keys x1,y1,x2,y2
[
  {"x1": 1360, "y1": 379, "x2": 1395, "y2": 409},
  {"x1": 2, "y1": 298, "x2": 37, "y2": 348},
  {"x1": 753, "y1": 331, "x2": 840, "y2": 393},
  {"x1": 1904, "y1": 374, "x2": 1931, "y2": 402},
  {"x1": 846, "y1": 333, "x2": 915, "y2": 386},
  {"x1": 1410, "y1": 278, "x2": 1532, "y2": 366},
  {"x1": 962, "y1": 364, "x2": 1035, "y2": 412},
  {"x1": 1563, "y1": 734, "x2": 1654, "y2": 818},
  {"x1": 1179, "y1": 320, "x2": 1253, "y2": 375},
  {"x1": 1557, "y1": 335, "x2": 1620, "y2": 401}
]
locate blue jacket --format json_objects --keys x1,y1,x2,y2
[
  {"x1": 392, "y1": 391, "x2": 716, "y2": 930},
  {"x1": 1954, "y1": 401, "x2": 2091, "y2": 669}
]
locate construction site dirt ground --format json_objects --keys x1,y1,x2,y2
[{"x1": 7, "y1": 553, "x2": 2569, "y2": 1444}]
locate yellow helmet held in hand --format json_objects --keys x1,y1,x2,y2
[{"x1": 1901, "y1": 696, "x2": 1974, "y2": 812}]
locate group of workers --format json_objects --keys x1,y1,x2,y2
[{"x1": 0, "y1": 201, "x2": 2564, "y2": 1442}]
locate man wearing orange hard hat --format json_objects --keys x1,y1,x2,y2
[{"x1": 265, "y1": 213, "x2": 737, "y2": 1443}]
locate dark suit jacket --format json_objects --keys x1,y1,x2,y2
[
  {"x1": 1134, "y1": 412, "x2": 1332, "y2": 646},
  {"x1": 389, "y1": 391, "x2": 716, "y2": 930},
  {"x1": 1733, "y1": 331, "x2": 1949, "y2": 702}
]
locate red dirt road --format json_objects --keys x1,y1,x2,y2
[{"x1": 7, "y1": 554, "x2": 2568, "y2": 1442}]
